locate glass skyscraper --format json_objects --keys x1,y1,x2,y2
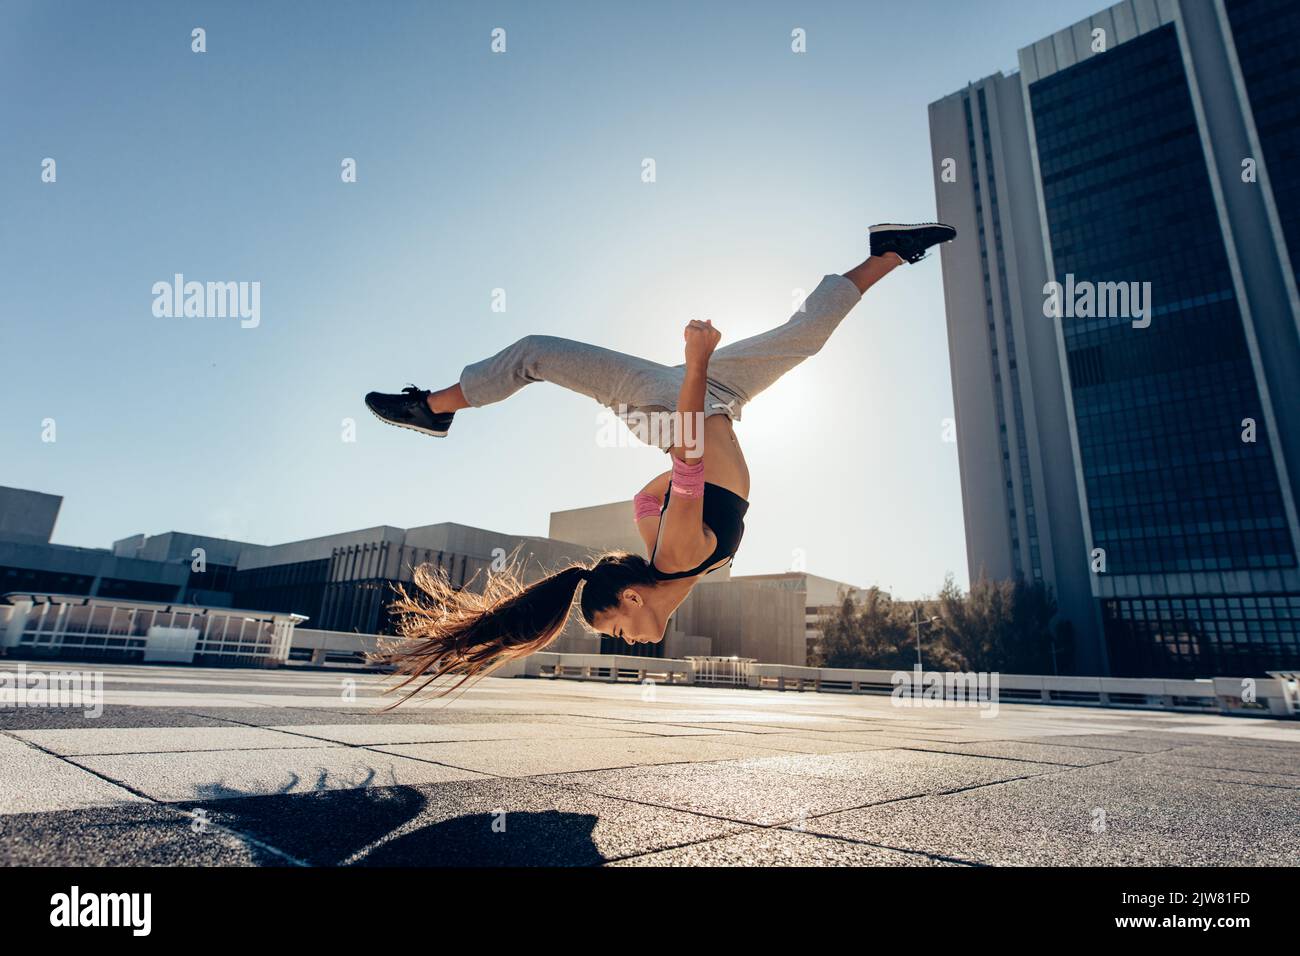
[{"x1": 930, "y1": 0, "x2": 1300, "y2": 677}]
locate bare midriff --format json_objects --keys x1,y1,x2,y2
[{"x1": 699, "y1": 415, "x2": 750, "y2": 500}]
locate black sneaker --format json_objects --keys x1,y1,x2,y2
[
  {"x1": 364, "y1": 386, "x2": 455, "y2": 438},
  {"x1": 869, "y1": 222, "x2": 957, "y2": 264}
]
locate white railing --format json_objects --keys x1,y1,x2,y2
[
  {"x1": 495, "y1": 653, "x2": 1299, "y2": 718},
  {"x1": 1266, "y1": 671, "x2": 1300, "y2": 716},
  {"x1": 274, "y1": 632, "x2": 1299, "y2": 720},
  {"x1": 686, "y1": 656, "x2": 754, "y2": 687},
  {"x1": 515, "y1": 652, "x2": 692, "y2": 685}
]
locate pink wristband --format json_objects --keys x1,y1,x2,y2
[
  {"x1": 670, "y1": 457, "x2": 706, "y2": 499},
  {"x1": 633, "y1": 492, "x2": 661, "y2": 522}
]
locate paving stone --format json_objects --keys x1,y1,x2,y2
[
  {"x1": 372, "y1": 735, "x2": 775, "y2": 777},
  {"x1": 535, "y1": 749, "x2": 1055, "y2": 826},
  {"x1": 0, "y1": 734, "x2": 145, "y2": 814},
  {"x1": 13, "y1": 726, "x2": 334, "y2": 756},
  {"x1": 806, "y1": 760, "x2": 1300, "y2": 866},
  {"x1": 0, "y1": 803, "x2": 266, "y2": 866},
  {"x1": 609, "y1": 827, "x2": 963, "y2": 867}
]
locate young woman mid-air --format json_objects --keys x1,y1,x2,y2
[{"x1": 365, "y1": 222, "x2": 956, "y2": 701}]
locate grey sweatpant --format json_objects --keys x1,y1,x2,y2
[{"x1": 459, "y1": 274, "x2": 862, "y2": 445}]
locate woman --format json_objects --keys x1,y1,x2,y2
[{"x1": 365, "y1": 222, "x2": 955, "y2": 701}]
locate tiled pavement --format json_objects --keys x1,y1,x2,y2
[{"x1": 1, "y1": 661, "x2": 1297, "y2": 866}]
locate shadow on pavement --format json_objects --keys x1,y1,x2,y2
[
  {"x1": 357, "y1": 810, "x2": 602, "y2": 866},
  {"x1": 182, "y1": 785, "x2": 605, "y2": 866}
]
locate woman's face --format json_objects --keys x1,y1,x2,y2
[{"x1": 590, "y1": 588, "x2": 663, "y2": 645}]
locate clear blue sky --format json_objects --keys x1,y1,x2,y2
[{"x1": 1, "y1": 0, "x2": 1103, "y2": 597}]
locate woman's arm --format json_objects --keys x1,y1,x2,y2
[
  {"x1": 654, "y1": 320, "x2": 721, "y2": 572},
  {"x1": 672, "y1": 319, "x2": 717, "y2": 463},
  {"x1": 633, "y1": 470, "x2": 670, "y2": 552},
  {"x1": 638, "y1": 470, "x2": 671, "y2": 502}
]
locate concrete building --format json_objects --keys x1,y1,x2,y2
[
  {"x1": 1, "y1": 485, "x2": 865, "y2": 668},
  {"x1": 112, "y1": 531, "x2": 262, "y2": 606},
  {"x1": 549, "y1": 500, "x2": 665, "y2": 567},
  {"x1": 672, "y1": 578, "x2": 807, "y2": 664},
  {"x1": 930, "y1": 0, "x2": 1300, "y2": 677},
  {"x1": 0, "y1": 488, "x2": 197, "y2": 605},
  {"x1": 0, "y1": 486, "x2": 600, "y2": 655},
  {"x1": 0, "y1": 487, "x2": 61, "y2": 545},
  {"x1": 231, "y1": 521, "x2": 600, "y2": 650},
  {"x1": 731, "y1": 571, "x2": 865, "y2": 662}
]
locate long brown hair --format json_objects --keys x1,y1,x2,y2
[{"x1": 373, "y1": 551, "x2": 658, "y2": 706}]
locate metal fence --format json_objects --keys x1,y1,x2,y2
[
  {"x1": 686, "y1": 656, "x2": 755, "y2": 687},
  {"x1": 504, "y1": 652, "x2": 1299, "y2": 718}
]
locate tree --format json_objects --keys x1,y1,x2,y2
[
  {"x1": 813, "y1": 575, "x2": 1070, "y2": 676},
  {"x1": 812, "y1": 587, "x2": 960, "y2": 671},
  {"x1": 812, "y1": 595, "x2": 865, "y2": 668},
  {"x1": 937, "y1": 572, "x2": 1062, "y2": 673}
]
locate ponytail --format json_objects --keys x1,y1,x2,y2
[{"x1": 374, "y1": 561, "x2": 588, "y2": 707}]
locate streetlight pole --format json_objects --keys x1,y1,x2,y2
[{"x1": 913, "y1": 606, "x2": 938, "y2": 670}]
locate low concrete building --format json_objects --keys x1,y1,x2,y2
[
  {"x1": 0, "y1": 538, "x2": 192, "y2": 605},
  {"x1": 732, "y1": 572, "x2": 866, "y2": 662},
  {"x1": 232, "y1": 521, "x2": 600, "y2": 646},
  {"x1": 0, "y1": 485, "x2": 868, "y2": 667},
  {"x1": 672, "y1": 578, "x2": 807, "y2": 664},
  {"x1": 0, "y1": 488, "x2": 266, "y2": 608},
  {"x1": 0, "y1": 487, "x2": 61, "y2": 545},
  {"x1": 548, "y1": 500, "x2": 652, "y2": 563},
  {"x1": 112, "y1": 531, "x2": 262, "y2": 606}
]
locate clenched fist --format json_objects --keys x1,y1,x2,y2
[{"x1": 683, "y1": 318, "x2": 721, "y2": 367}]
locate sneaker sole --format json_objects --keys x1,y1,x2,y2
[
  {"x1": 366, "y1": 404, "x2": 450, "y2": 438},
  {"x1": 869, "y1": 222, "x2": 955, "y2": 235},
  {"x1": 869, "y1": 222, "x2": 957, "y2": 264}
]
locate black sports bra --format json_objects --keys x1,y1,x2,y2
[{"x1": 649, "y1": 482, "x2": 749, "y2": 580}]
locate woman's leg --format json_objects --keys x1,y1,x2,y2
[
  {"x1": 426, "y1": 383, "x2": 469, "y2": 414},
  {"x1": 423, "y1": 251, "x2": 902, "y2": 416},
  {"x1": 703, "y1": 253, "x2": 902, "y2": 407},
  {"x1": 433, "y1": 334, "x2": 681, "y2": 418},
  {"x1": 843, "y1": 252, "x2": 904, "y2": 295}
]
